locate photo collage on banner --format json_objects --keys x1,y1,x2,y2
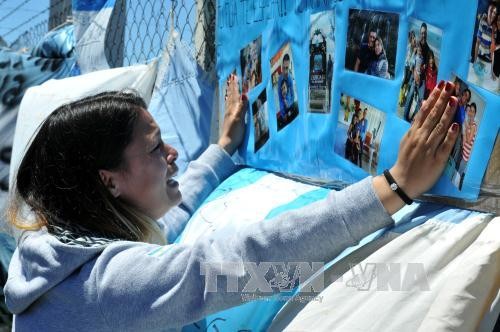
[
  {"x1": 252, "y1": 89, "x2": 270, "y2": 152},
  {"x1": 270, "y1": 42, "x2": 300, "y2": 131},
  {"x1": 335, "y1": 95, "x2": 386, "y2": 176},
  {"x1": 446, "y1": 75, "x2": 486, "y2": 190},
  {"x1": 240, "y1": 36, "x2": 263, "y2": 94},
  {"x1": 467, "y1": 0, "x2": 500, "y2": 95},
  {"x1": 309, "y1": 10, "x2": 335, "y2": 113},
  {"x1": 345, "y1": 9, "x2": 399, "y2": 79},
  {"x1": 397, "y1": 18, "x2": 442, "y2": 122},
  {"x1": 217, "y1": 0, "x2": 496, "y2": 199}
]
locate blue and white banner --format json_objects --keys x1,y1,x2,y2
[
  {"x1": 72, "y1": 0, "x2": 116, "y2": 74},
  {"x1": 216, "y1": 0, "x2": 500, "y2": 200},
  {"x1": 149, "y1": 31, "x2": 214, "y2": 176},
  {"x1": 0, "y1": 24, "x2": 76, "y2": 191}
]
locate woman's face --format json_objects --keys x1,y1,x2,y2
[
  {"x1": 113, "y1": 108, "x2": 181, "y2": 219},
  {"x1": 375, "y1": 39, "x2": 382, "y2": 55},
  {"x1": 429, "y1": 55, "x2": 434, "y2": 66}
]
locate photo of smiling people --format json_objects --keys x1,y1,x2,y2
[
  {"x1": 309, "y1": 10, "x2": 335, "y2": 113},
  {"x1": 468, "y1": 0, "x2": 500, "y2": 95},
  {"x1": 240, "y1": 36, "x2": 263, "y2": 94},
  {"x1": 252, "y1": 89, "x2": 270, "y2": 152},
  {"x1": 446, "y1": 76, "x2": 486, "y2": 190},
  {"x1": 345, "y1": 9, "x2": 399, "y2": 79},
  {"x1": 397, "y1": 18, "x2": 442, "y2": 122},
  {"x1": 270, "y1": 42, "x2": 299, "y2": 131},
  {"x1": 335, "y1": 95, "x2": 386, "y2": 175}
]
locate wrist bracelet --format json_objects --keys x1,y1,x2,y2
[{"x1": 383, "y1": 169, "x2": 413, "y2": 205}]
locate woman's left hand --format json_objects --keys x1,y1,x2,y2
[{"x1": 218, "y1": 74, "x2": 248, "y2": 155}]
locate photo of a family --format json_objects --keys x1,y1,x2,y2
[
  {"x1": 467, "y1": 0, "x2": 500, "y2": 95},
  {"x1": 345, "y1": 9, "x2": 399, "y2": 79},
  {"x1": 335, "y1": 94, "x2": 386, "y2": 175},
  {"x1": 252, "y1": 89, "x2": 270, "y2": 152},
  {"x1": 240, "y1": 36, "x2": 263, "y2": 94},
  {"x1": 397, "y1": 18, "x2": 442, "y2": 122},
  {"x1": 446, "y1": 76, "x2": 486, "y2": 190},
  {"x1": 308, "y1": 10, "x2": 335, "y2": 113},
  {"x1": 270, "y1": 43, "x2": 299, "y2": 131}
]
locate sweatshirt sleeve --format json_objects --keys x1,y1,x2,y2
[
  {"x1": 95, "y1": 176, "x2": 394, "y2": 330},
  {"x1": 157, "y1": 144, "x2": 238, "y2": 243}
]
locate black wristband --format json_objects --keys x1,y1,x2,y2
[{"x1": 383, "y1": 169, "x2": 413, "y2": 205}]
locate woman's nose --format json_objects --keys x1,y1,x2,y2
[{"x1": 164, "y1": 144, "x2": 178, "y2": 164}]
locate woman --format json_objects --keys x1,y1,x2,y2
[
  {"x1": 424, "y1": 51, "x2": 438, "y2": 99},
  {"x1": 4, "y1": 76, "x2": 459, "y2": 331},
  {"x1": 367, "y1": 36, "x2": 390, "y2": 79}
]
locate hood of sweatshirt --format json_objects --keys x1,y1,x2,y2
[{"x1": 4, "y1": 226, "x2": 118, "y2": 314}]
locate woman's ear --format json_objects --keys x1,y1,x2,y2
[{"x1": 98, "y1": 169, "x2": 121, "y2": 198}]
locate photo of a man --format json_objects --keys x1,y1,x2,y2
[{"x1": 270, "y1": 43, "x2": 299, "y2": 131}]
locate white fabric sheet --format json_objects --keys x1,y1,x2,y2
[{"x1": 283, "y1": 214, "x2": 499, "y2": 331}]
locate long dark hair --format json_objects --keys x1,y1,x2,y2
[{"x1": 8, "y1": 91, "x2": 165, "y2": 244}]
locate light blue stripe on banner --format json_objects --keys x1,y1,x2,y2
[
  {"x1": 265, "y1": 188, "x2": 330, "y2": 220},
  {"x1": 201, "y1": 168, "x2": 268, "y2": 204},
  {"x1": 72, "y1": 0, "x2": 114, "y2": 11}
]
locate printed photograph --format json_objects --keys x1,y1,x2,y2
[
  {"x1": 270, "y1": 42, "x2": 299, "y2": 131},
  {"x1": 252, "y1": 89, "x2": 270, "y2": 152},
  {"x1": 397, "y1": 18, "x2": 443, "y2": 122},
  {"x1": 345, "y1": 9, "x2": 399, "y2": 79},
  {"x1": 240, "y1": 36, "x2": 263, "y2": 94},
  {"x1": 335, "y1": 94, "x2": 386, "y2": 175},
  {"x1": 309, "y1": 10, "x2": 335, "y2": 113},
  {"x1": 467, "y1": 0, "x2": 500, "y2": 95},
  {"x1": 445, "y1": 75, "x2": 486, "y2": 190}
]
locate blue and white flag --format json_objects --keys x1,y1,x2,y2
[
  {"x1": 72, "y1": 0, "x2": 116, "y2": 74},
  {"x1": 149, "y1": 31, "x2": 215, "y2": 176}
]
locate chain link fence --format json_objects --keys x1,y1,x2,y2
[
  {"x1": 6, "y1": 0, "x2": 216, "y2": 72},
  {"x1": 0, "y1": 2, "x2": 217, "y2": 329}
]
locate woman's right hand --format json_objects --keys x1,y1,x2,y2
[{"x1": 373, "y1": 80, "x2": 460, "y2": 214}]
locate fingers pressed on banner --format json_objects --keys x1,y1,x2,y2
[
  {"x1": 436, "y1": 123, "x2": 459, "y2": 163},
  {"x1": 427, "y1": 96, "x2": 458, "y2": 153},
  {"x1": 421, "y1": 81, "x2": 454, "y2": 136},
  {"x1": 412, "y1": 80, "x2": 445, "y2": 130}
]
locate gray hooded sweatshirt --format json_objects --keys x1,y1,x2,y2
[{"x1": 4, "y1": 145, "x2": 393, "y2": 331}]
